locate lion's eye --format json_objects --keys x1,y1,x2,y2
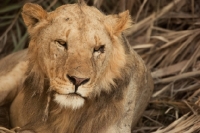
[
  {"x1": 94, "y1": 45, "x2": 105, "y2": 53},
  {"x1": 56, "y1": 40, "x2": 68, "y2": 49}
]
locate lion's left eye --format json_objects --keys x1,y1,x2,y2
[
  {"x1": 56, "y1": 40, "x2": 68, "y2": 49},
  {"x1": 94, "y1": 45, "x2": 105, "y2": 53}
]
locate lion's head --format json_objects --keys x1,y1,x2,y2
[{"x1": 22, "y1": 2, "x2": 132, "y2": 110}]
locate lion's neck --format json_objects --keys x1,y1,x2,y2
[
  {"x1": 23, "y1": 77, "x2": 124, "y2": 133},
  {"x1": 47, "y1": 92, "x2": 123, "y2": 133}
]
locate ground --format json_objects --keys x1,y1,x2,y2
[{"x1": 0, "y1": 0, "x2": 200, "y2": 132}]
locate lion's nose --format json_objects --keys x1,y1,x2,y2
[{"x1": 67, "y1": 75, "x2": 90, "y2": 87}]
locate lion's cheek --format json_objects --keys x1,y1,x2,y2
[
  {"x1": 76, "y1": 86, "x2": 93, "y2": 97},
  {"x1": 93, "y1": 54, "x2": 107, "y2": 71},
  {"x1": 48, "y1": 41, "x2": 68, "y2": 61},
  {"x1": 43, "y1": 51, "x2": 67, "y2": 78}
]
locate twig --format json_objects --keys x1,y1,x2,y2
[
  {"x1": 152, "y1": 83, "x2": 172, "y2": 98},
  {"x1": 151, "y1": 60, "x2": 188, "y2": 78},
  {"x1": 180, "y1": 41, "x2": 200, "y2": 73},
  {"x1": 155, "y1": 71, "x2": 200, "y2": 84},
  {"x1": 126, "y1": 0, "x2": 185, "y2": 36},
  {"x1": 135, "y1": 0, "x2": 147, "y2": 22},
  {"x1": 46, "y1": 0, "x2": 58, "y2": 11},
  {"x1": 182, "y1": 100, "x2": 197, "y2": 115},
  {"x1": 143, "y1": 115, "x2": 163, "y2": 126},
  {"x1": 93, "y1": 0, "x2": 104, "y2": 8},
  {"x1": 0, "y1": 12, "x2": 20, "y2": 52},
  {"x1": 152, "y1": 113, "x2": 190, "y2": 133},
  {"x1": 175, "y1": 83, "x2": 200, "y2": 92}
]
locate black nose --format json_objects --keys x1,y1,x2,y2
[{"x1": 67, "y1": 75, "x2": 90, "y2": 87}]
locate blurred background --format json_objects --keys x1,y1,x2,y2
[{"x1": 0, "y1": 0, "x2": 200, "y2": 132}]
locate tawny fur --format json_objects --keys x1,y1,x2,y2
[{"x1": 0, "y1": 2, "x2": 153, "y2": 133}]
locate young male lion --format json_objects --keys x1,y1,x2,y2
[{"x1": 0, "y1": 1, "x2": 153, "y2": 133}]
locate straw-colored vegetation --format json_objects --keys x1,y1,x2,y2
[{"x1": 0, "y1": 0, "x2": 200, "y2": 132}]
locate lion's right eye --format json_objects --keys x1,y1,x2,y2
[
  {"x1": 93, "y1": 45, "x2": 105, "y2": 53},
  {"x1": 56, "y1": 40, "x2": 68, "y2": 49}
]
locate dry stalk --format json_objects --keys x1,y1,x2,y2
[
  {"x1": 135, "y1": 0, "x2": 148, "y2": 22},
  {"x1": 0, "y1": 12, "x2": 20, "y2": 53},
  {"x1": 152, "y1": 60, "x2": 188, "y2": 78},
  {"x1": 155, "y1": 71, "x2": 200, "y2": 84},
  {"x1": 126, "y1": 0, "x2": 185, "y2": 36}
]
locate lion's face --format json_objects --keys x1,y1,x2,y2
[{"x1": 22, "y1": 3, "x2": 132, "y2": 109}]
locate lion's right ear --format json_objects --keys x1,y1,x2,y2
[
  {"x1": 104, "y1": 10, "x2": 132, "y2": 37},
  {"x1": 22, "y1": 3, "x2": 47, "y2": 32}
]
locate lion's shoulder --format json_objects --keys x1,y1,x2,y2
[{"x1": 0, "y1": 50, "x2": 28, "y2": 106}]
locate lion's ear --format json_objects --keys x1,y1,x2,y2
[
  {"x1": 105, "y1": 10, "x2": 132, "y2": 36},
  {"x1": 22, "y1": 3, "x2": 47, "y2": 31}
]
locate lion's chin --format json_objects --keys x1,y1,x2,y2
[{"x1": 54, "y1": 93, "x2": 85, "y2": 110}]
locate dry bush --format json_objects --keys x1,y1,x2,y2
[{"x1": 0, "y1": 0, "x2": 200, "y2": 132}]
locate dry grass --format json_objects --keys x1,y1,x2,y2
[
  {"x1": 128, "y1": 0, "x2": 200, "y2": 132},
  {"x1": 0, "y1": 0, "x2": 200, "y2": 132}
]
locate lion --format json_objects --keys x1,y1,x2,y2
[{"x1": 0, "y1": 1, "x2": 153, "y2": 133}]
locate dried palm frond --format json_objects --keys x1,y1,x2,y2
[{"x1": 1, "y1": 0, "x2": 200, "y2": 132}]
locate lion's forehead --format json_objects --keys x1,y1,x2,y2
[
  {"x1": 55, "y1": 4, "x2": 104, "y2": 18},
  {"x1": 44, "y1": 11, "x2": 110, "y2": 48},
  {"x1": 49, "y1": 15, "x2": 104, "y2": 33},
  {"x1": 40, "y1": 4, "x2": 112, "y2": 51},
  {"x1": 49, "y1": 4, "x2": 105, "y2": 27},
  {"x1": 45, "y1": 24, "x2": 109, "y2": 47}
]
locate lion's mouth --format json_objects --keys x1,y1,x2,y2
[
  {"x1": 54, "y1": 91, "x2": 86, "y2": 99},
  {"x1": 68, "y1": 93, "x2": 85, "y2": 99}
]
